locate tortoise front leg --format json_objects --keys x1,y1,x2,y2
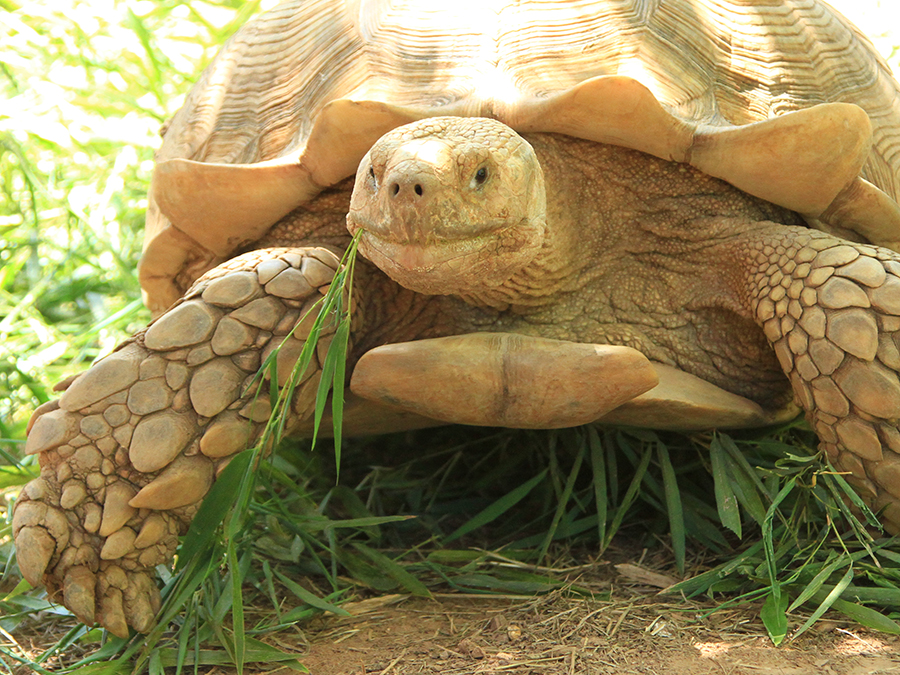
[
  {"x1": 733, "y1": 225, "x2": 900, "y2": 531},
  {"x1": 14, "y1": 246, "x2": 346, "y2": 636}
]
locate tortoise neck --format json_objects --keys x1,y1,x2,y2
[
  {"x1": 453, "y1": 224, "x2": 581, "y2": 311},
  {"x1": 452, "y1": 136, "x2": 585, "y2": 312}
]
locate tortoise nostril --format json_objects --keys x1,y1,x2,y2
[{"x1": 389, "y1": 182, "x2": 425, "y2": 198}]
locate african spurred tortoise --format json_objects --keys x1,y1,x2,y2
[{"x1": 15, "y1": 0, "x2": 900, "y2": 636}]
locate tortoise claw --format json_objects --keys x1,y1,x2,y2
[
  {"x1": 100, "y1": 588, "x2": 129, "y2": 639},
  {"x1": 15, "y1": 527, "x2": 55, "y2": 587},
  {"x1": 126, "y1": 575, "x2": 158, "y2": 633},
  {"x1": 25, "y1": 399, "x2": 60, "y2": 435},
  {"x1": 64, "y1": 566, "x2": 97, "y2": 626},
  {"x1": 64, "y1": 564, "x2": 162, "y2": 636}
]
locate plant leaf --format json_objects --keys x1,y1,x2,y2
[
  {"x1": 352, "y1": 543, "x2": 432, "y2": 597},
  {"x1": 273, "y1": 569, "x2": 350, "y2": 616},
  {"x1": 588, "y1": 426, "x2": 608, "y2": 551},
  {"x1": 828, "y1": 598, "x2": 900, "y2": 634},
  {"x1": 791, "y1": 565, "x2": 853, "y2": 640},
  {"x1": 787, "y1": 553, "x2": 849, "y2": 613},
  {"x1": 761, "y1": 586, "x2": 789, "y2": 646},
  {"x1": 658, "y1": 442, "x2": 685, "y2": 576},
  {"x1": 176, "y1": 449, "x2": 254, "y2": 570},
  {"x1": 710, "y1": 435, "x2": 742, "y2": 537}
]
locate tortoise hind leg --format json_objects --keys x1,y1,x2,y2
[
  {"x1": 733, "y1": 226, "x2": 900, "y2": 530},
  {"x1": 13, "y1": 246, "x2": 346, "y2": 636}
]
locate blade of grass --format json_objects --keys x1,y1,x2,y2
[
  {"x1": 710, "y1": 435, "x2": 742, "y2": 537},
  {"x1": 605, "y1": 430, "x2": 619, "y2": 505},
  {"x1": 791, "y1": 564, "x2": 853, "y2": 640},
  {"x1": 329, "y1": 319, "x2": 351, "y2": 477},
  {"x1": 351, "y1": 543, "x2": 431, "y2": 597},
  {"x1": 787, "y1": 552, "x2": 849, "y2": 612},
  {"x1": 604, "y1": 442, "x2": 652, "y2": 550},
  {"x1": 448, "y1": 572, "x2": 559, "y2": 594},
  {"x1": 588, "y1": 426, "x2": 608, "y2": 551},
  {"x1": 823, "y1": 467, "x2": 881, "y2": 530},
  {"x1": 758, "y1": 478, "x2": 797, "y2": 645},
  {"x1": 156, "y1": 639, "x2": 307, "y2": 669},
  {"x1": 176, "y1": 449, "x2": 254, "y2": 570},
  {"x1": 717, "y1": 434, "x2": 772, "y2": 500},
  {"x1": 538, "y1": 437, "x2": 585, "y2": 562},
  {"x1": 228, "y1": 543, "x2": 245, "y2": 675},
  {"x1": 658, "y1": 441, "x2": 685, "y2": 575},
  {"x1": 174, "y1": 596, "x2": 193, "y2": 675},
  {"x1": 763, "y1": 478, "x2": 796, "y2": 588},
  {"x1": 444, "y1": 468, "x2": 549, "y2": 543},
  {"x1": 827, "y1": 597, "x2": 900, "y2": 634},
  {"x1": 272, "y1": 569, "x2": 350, "y2": 615}
]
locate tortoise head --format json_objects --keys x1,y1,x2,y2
[{"x1": 347, "y1": 117, "x2": 547, "y2": 296}]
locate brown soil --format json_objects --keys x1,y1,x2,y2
[
  {"x1": 8, "y1": 559, "x2": 900, "y2": 674},
  {"x1": 297, "y1": 591, "x2": 900, "y2": 675}
]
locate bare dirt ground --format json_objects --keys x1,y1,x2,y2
[
  {"x1": 296, "y1": 586, "x2": 900, "y2": 675},
  {"x1": 11, "y1": 551, "x2": 900, "y2": 674}
]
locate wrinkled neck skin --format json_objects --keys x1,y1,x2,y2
[
  {"x1": 428, "y1": 136, "x2": 612, "y2": 313},
  {"x1": 436, "y1": 133, "x2": 802, "y2": 407},
  {"x1": 453, "y1": 188, "x2": 581, "y2": 312}
]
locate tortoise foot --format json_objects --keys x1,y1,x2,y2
[
  {"x1": 14, "y1": 452, "x2": 173, "y2": 637},
  {"x1": 14, "y1": 246, "x2": 342, "y2": 633}
]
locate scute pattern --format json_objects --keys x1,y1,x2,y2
[{"x1": 143, "y1": 0, "x2": 900, "y2": 311}]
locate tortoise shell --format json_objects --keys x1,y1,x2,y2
[{"x1": 139, "y1": 0, "x2": 900, "y2": 314}]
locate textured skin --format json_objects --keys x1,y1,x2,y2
[
  {"x1": 16, "y1": 246, "x2": 345, "y2": 637},
  {"x1": 348, "y1": 117, "x2": 549, "y2": 298},
  {"x1": 737, "y1": 230, "x2": 900, "y2": 523}
]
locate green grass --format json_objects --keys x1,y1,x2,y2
[
  {"x1": 3, "y1": 2, "x2": 900, "y2": 673},
  {"x1": 28, "y1": 420, "x2": 900, "y2": 673}
]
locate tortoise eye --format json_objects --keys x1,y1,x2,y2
[
  {"x1": 474, "y1": 166, "x2": 488, "y2": 185},
  {"x1": 368, "y1": 165, "x2": 377, "y2": 187}
]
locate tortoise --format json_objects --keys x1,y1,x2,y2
[{"x1": 14, "y1": 0, "x2": 900, "y2": 637}]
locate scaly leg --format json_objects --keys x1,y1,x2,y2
[
  {"x1": 14, "y1": 246, "x2": 345, "y2": 636},
  {"x1": 735, "y1": 227, "x2": 900, "y2": 531}
]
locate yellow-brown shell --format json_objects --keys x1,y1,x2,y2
[{"x1": 141, "y1": 0, "x2": 900, "y2": 314}]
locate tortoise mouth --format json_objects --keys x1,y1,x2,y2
[
  {"x1": 348, "y1": 216, "x2": 545, "y2": 296},
  {"x1": 358, "y1": 228, "x2": 491, "y2": 272},
  {"x1": 347, "y1": 210, "x2": 514, "y2": 249}
]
